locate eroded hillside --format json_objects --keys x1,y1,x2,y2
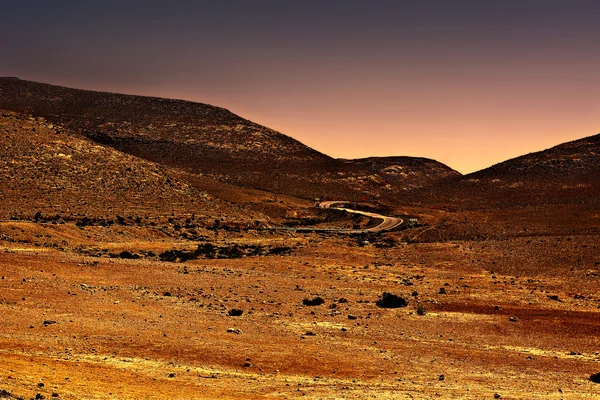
[{"x1": 0, "y1": 111, "x2": 259, "y2": 225}]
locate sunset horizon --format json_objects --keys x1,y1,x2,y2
[
  {"x1": 1, "y1": 2, "x2": 599, "y2": 398},
  {"x1": 3, "y1": 74, "x2": 597, "y2": 175},
  {"x1": 2, "y1": 1, "x2": 599, "y2": 174}
]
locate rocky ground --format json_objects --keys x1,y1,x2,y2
[
  {"x1": 1, "y1": 79, "x2": 599, "y2": 399},
  {"x1": 0, "y1": 111, "x2": 259, "y2": 224},
  {"x1": 0, "y1": 219, "x2": 598, "y2": 399}
]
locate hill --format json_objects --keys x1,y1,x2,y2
[
  {"x1": 422, "y1": 133, "x2": 600, "y2": 209},
  {"x1": 398, "y1": 134, "x2": 600, "y2": 239},
  {"x1": 0, "y1": 78, "x2": 458, "y2": 200},
  {"x1": 0, "y1": 110, "x2": 259, "y2": 225},
  {"x1": 470, "y1": 133, "x2": 600, "y2": 180},
  {"x1": 343, "y1": 156, "x2": 460, "y2": 190}
]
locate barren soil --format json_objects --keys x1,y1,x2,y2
[
  {"x1": 1, "y1": 80, "x2": 599, "y2": 399},
  {"x1": 1, "y1": 221, "x2": 599, "y2": 399}
]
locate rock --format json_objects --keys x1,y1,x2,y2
[
  {"x1": 548, "y1": 295, "x2": 560, "y2": 301},
  {"x1": 509, "y1": 316, "x2": 518, "y2": 322},
  {"x1": 375, "y1": 292, "x2": 408, "y2": 308},
  {"x1": 227, "y1": 328, "x2": 242, "y2": 334},
  {"x1": 228, "y1": 309, "x2": 243, "y2": 316},
  {"x1": 494, "y1": 394, "x2": 501, "y2": 399},
  {"x1": 347, "y1": 315, "x2": 358, "y2": 320},
  {"x1": 438, "y1": 287, "x2": 447, "y2": 295},
  {"x1": 302, "y1": 297, "x2": 325, "y2": 306},
  {"x1": 43, "y1": 320, "x2": 57, "y2": 326},
  {"x1": 168, "y1": 373, "x2": 175, "y2": 378},
  {"x1": 304, "y1": 331, "x2": 316, "y2": 336},
  {"x1": 590, "y1": 372, "x2": 600, "y2": 383},
  {"x1": 438, "y1": 374, "x2": 444, "y2": 381}
]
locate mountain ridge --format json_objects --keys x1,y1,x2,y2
[
  {"x1": 467, "y1": 133, "x2": 600, "y2": 179},
  {"x1": 0, "y1": 77, "x2": 459, "y2": 200}
]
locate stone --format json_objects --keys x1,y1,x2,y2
[
  {"x1": 228, "y1": 309, "x2": 243, "y2": 316},
  {"x1": 302, "y1": 297, "x2": 324, "y2": 306},
  {"x1": 375, "y1": 292, "x2": 407, "y2": 308}
]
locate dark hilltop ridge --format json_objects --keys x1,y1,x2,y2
[
  {"x1": 0, "y1": 77, "x2": 459, "y2": 201},
  {"x1": 406, "y1": 133, "x2": 600, "y2": 210},
  {"x1": 470, "y1": 133, "x2": 600, "y2": 180},
  {"x1": 397, "y1": 133, "x2": 600, "y2": 241},
  {"x1": 1, "y1": 76, "x2": 597, "y2": 233}
]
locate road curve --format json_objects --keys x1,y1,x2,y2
[
  {"x1": 267, "y1": 202, "x2": 404, "y2": 234},
  {"x1": 318, "y1": 201, "x2": 404, "y2": 233}
]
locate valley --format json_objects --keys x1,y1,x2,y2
[{"x1": 0, "y1": 79, "x2": 598, "y2": 399}]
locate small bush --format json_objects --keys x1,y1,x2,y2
[{"x1": 118, "y1": 250, "x2": 139, "y2": 259}]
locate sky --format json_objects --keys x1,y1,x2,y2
[{"x1": 1, "y1": 0, "x2": 599, "y2": 174}]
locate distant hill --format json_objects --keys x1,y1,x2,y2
[
  {"x1": 408, "y1": 133, "x2": 600, "y2": 210},
  {"x1": 470, "y1": 133, "x2": 600, "y2": 180},
  {"x1": 0, "y1": 78, "x2": 459, "y2": 200},
  {"x1": 343, "y1": 156, "x2": 460, "y2": 190},
  {"x1": 0, "y1": 110, "x2": 259, "y2": 224}
]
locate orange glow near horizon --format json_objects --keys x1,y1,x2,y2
[
  {"x1": 238, "y1": 111, "x2": 598, "y2": 175},
  {"x1": 177, "y1": 72, "x2": 599, "y2": 174},
  {"x1": 2, "y1": 2, "x2": 599, "y2": 174},
  {"x1": 63, "y1": 74, "x2": 599, "y2": 175}
]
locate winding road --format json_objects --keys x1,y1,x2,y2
[
  {"x1": 270, "y1": 201, "x2": 404, "y2": 234},
  {"x1": 318, "y1": 201, "x2": 404, "y2": 233}
]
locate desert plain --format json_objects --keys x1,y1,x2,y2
[{"x1": 0, "y1": 78, "x2": 599, "y2": 399}]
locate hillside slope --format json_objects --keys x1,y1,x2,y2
[
  {"x1": 398, "y1": 134, "x2": 600, "y2": 239},
  {"x1": 344, "y1": 156, "x2": 460, "y2": 190},
  {"x1": 0, "y1": 78, "x2": 458, "y2": 200},
  {"x1": 0, "y1": 110, "x2": 258, "y2": 224},
  {"x1": 459, "y1": 134, "x2": 598, "y2": 208}
]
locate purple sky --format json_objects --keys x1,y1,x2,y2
[{"x1": 2, "y1": 0, "x2": 600, "y2": 173}]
